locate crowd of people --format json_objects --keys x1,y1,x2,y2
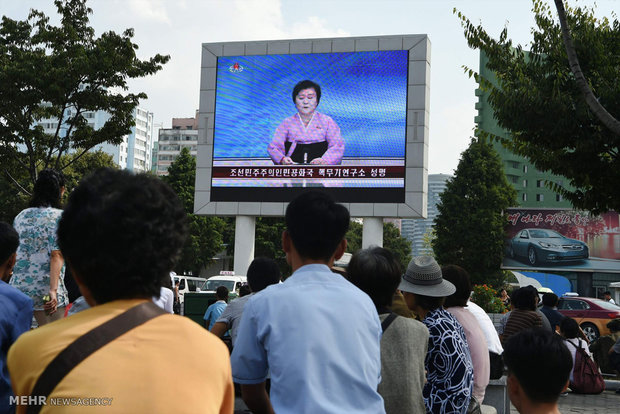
[{"x1": 0, "y1": 168, "x2": 619, "y2": 414}]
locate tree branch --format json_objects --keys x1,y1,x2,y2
[
  {"x1": 554, "y1": 0, "x2": 620, "y2": 136},
  {"x1": 59, "y1": 147, "x2": 90, "y2": 170},
  {"x1": 4, "y1": 169, "x2": 31, "y2": 196}
]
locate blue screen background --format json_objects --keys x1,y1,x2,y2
[{"x1": 213, "y1": 50, "x2": 408, "y2": 159}]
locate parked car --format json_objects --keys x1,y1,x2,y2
[
  {"x1": 557, "y1": 296, "x2": 620, "y2": 341},
  {"x1": 509, "y1": 228, "x2": 589, "y2": 266}
]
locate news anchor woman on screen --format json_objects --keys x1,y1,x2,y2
[{"x1": 268, "y1": 80, "x2": 344, "y2": 165}]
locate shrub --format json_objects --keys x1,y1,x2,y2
[{"x1": 471, "y1": 284, "x2": 506, "y2": 313}]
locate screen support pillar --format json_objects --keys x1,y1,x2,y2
[
  {"x1": 362, "y1": 217, "x2": 383, "y2": 248},
  {"x1": 234, "y1": 216, "x2": 255, "y2": 276}
]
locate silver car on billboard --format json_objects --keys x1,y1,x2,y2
[{"x1": 509, "y1": 228, "x2": 589, "y2": 266}]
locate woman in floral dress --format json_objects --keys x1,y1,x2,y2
[{"x1": 11, "y1": 169, "x2": 68, "y2": 326}]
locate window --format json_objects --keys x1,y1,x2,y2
[
  {"x1": 536, "y1": 180, "x2": 543, "y2": 187},
  {"x1": 84, "y1": 112, "x2": 95, "y2": 119},
  {"x1": 510, "y1": 161, "x2": 520, "y2": 169},
  {"x1": 522, "y1": 193, "x2": 527, "y2": 202},
  {"x1": 523, "y1": 165, "x2": 528, "y2": 173},
  {"x1": 536, "y1": 194, "x2": 544, "y2": 202},
  {"x1": 556, "y1": 194, "x2": 563, "y2": 202},
  {"x1": 523, "y1": 179, "x2": 528, "y2": 188}
]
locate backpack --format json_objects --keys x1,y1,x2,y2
[{"x1": 567, "y1": 339, "x2": 605, "y2": 394}]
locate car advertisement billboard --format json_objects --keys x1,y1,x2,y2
[{"x1": 503, "y1": 208, "x2": 620, "y2": 273}]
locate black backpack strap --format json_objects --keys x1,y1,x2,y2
[
  {"x1": 26, "y1": 301, "x2": 166, "y2": 414},
  {"x1": 381, "y1": 312, "x2": 398, "y2": 333}
]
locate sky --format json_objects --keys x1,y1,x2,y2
[{"x1": 1, "y1": 0, "x2": 618, "y2": 174}]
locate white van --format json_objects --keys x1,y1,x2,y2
[
  {"x1": 202, "y1": 272, "x2": 247, "y2": 295},
  {"x1": 171, "y1": 275, "x2": 208, "y2": 307}
]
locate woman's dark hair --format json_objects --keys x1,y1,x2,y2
[
  {"x1": 347, "y1": 247, "x2": 402, "y2": 310},
  {"x1": 559, "y1": 317, "x2": 580, "y2": 339},
  {"x1": 30, "y1": 169, "x2": 65, "y2": 208},
  {"x1": 239, "y1": 284, "x2": 252, "y2": 297},
  {"x1": 216, "y1": 286, "x2": 229, "y2": 301},
  {"x1": 442, "y1": 265, "x2": 472, "y2": 308},
  {"x1": 285, "y1": 191, "x2": 349, "y2": 261},
  {"x1": 513, "y1": 287, "x2": 537, "y2": 311},
  {"x1": 292, "y1": 80, "x2": 321, "y2": 104},
  {"x1": 542, "y1": 292, "x2": 559, "y2": 307},
  {"x1": 247, "y1": 257, "x2": 281, "y2": 292},
  {"x1": 58, "y1": 168, "x2": 187, "y2": 304},
  {"x1": 413, "y1": 293, "x2": 444, "y2": 311}
]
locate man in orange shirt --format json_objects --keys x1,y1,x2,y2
[{"x1": 8, "y1": 169, "x2": 233, "y2": 414}]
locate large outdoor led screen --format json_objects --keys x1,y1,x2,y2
[{"x1": 210, "y1": 50, "x2": 408, "y2": 203}]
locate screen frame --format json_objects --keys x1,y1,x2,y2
[{"x1": 195, "y1": 35, "x2": 430, "y2": 218}]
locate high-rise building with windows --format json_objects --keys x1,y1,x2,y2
[
  {"x1": 401, "y1": 174, "x2": 451, "y2": 256},
  {"x1": 476, "y1": 51, "x2": 572, "y2": 207},
  {"x1": 37, "y1": 106, "x2": 154, "y2": 173},
  {"x1": 156, "y1": 115, "x2": 198, "y2": 176}
]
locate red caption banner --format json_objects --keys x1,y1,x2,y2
[{"x1": 213, "y1": 166, "x2": 405, "y2": 179}]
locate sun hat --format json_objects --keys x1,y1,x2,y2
[{"x1": 398, "y1": 256, "x2": 456, "y2": 297}]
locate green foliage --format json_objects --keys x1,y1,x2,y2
[
  {"x1": 471, "y1": 284, "x2": 507, "y2": 313},
  {"x1": 0, "y1": 0, "x2": 169, "y2": 189},
  {"x1": 456, "y1": 1, "x2": 620, "y2": 213},
  {"x1": 432, "y1": 138, "x2": 516, "y2": 286},
  {"x1": 163, "y1": 148, "x2": 225, "y2": 275},
  {"x1": 345, "y1": 220, "x2": 363, "y2": 254},
  {"x1": 60, "y1": 149, "x2": 117, "y2": 194},
  {"x1": 383, "y1": 222, "x2": 412, "y2": 271},
  {"x1": 346, "y1": 220, "x2": 412, "y2": 271},
  {"x1": 254, "y1": 217, "x2": 289, "y2": 277},
  {"x1": 421, "y1": 227, "x2": 437, "y2": 258}
]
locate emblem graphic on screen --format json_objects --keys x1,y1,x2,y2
[{"x1": 211, "y1": 50, "x2": 408, "y2": 202}]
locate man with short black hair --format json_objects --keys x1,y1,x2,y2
[
  {"x1": 540, "y1": 293, "x2": 564, "y2": 332},
  {"x1": 603, "y1": 291, "x2": 616, "y2": 305},
  {"x1": 8, "y1": 169, "x2": 233, "y2": 413},
  {"x1": 231, "y1": 191, "x2": 385, "y2": 414},
  {"x1": 504, "y1": 328, "x2": 572, "y2": 414},
  {"x1": 211, "y1": 257, "x2": 281, "y2": 346},
  {"x1": 204, "y1": 286, "x2": 229, "y2": 330}
]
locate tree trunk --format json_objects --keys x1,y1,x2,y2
[{"x1": 554, "y1": 0, "x2": 620, "y2": 137}]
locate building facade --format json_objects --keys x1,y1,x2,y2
[
  {"x1": 37, "y1": 106, "x2": 154, "y2": 173},
  {"x1": 475, "y1": 51, "x2": 572, "y2": 207},
  {"x1": 401, "y1": 174, "x2": 451, "y2": 256},
  {"x1": 155, "y1": 115, "x2": 198, "y2": 176}
]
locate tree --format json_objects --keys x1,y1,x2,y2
[
  {"x1": 163, "y1": 148, "x2": 225, "y2": 275},
  {"x1": 0, "y1": 0, "x2": 169, "y2": 189},
  {"x1": 432, "y1": 138, "x2": 517, "y2": 287},
  {"x1": 456, "y1": 0, "x2": 620, "y2": 213},
  {"x1": 553, "y1": 0, "x2": 620, "y2": 136},
  {"x1": 421, "y1": 227, "x2": 436, "y2": 258},
  {"x1": 254, "y1": 217, "x2": 289, "y2": 277},
  {"x1": 60, "y1": 149, "x2": 117, "y2": 195},
  {"x1": 346, "y1": 221, "x2": 412, "y2": 271}
]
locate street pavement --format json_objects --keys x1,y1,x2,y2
[{"x1": 236, "y1": 391, "x2": 620, "y2": 414}]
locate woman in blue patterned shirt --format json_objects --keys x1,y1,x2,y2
[
  {"x1": 399, "y1": 256, "x2": 474, "y2": 414},
  {"x1": 10, "y1": 169, "x2": 68, "y2": 326}
]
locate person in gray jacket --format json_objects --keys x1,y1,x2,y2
[{"x1": 347, "y1": 247, "x2": 429, "y2": 414}]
